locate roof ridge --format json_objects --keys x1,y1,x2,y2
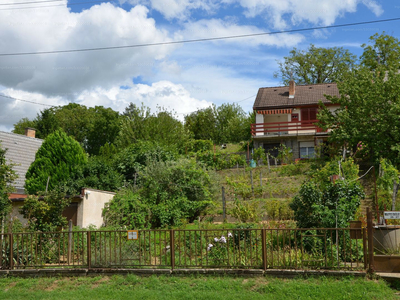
[
  {"x1": 259, "y1": 82, "x2": 337, "y2": 89},
  {"x1": 0, "y1": 130, "x2": 43, "y2": 141}
]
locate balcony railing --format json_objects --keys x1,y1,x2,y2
[{"x1": 251, "y1": 120, "x2": 326, "y2": 137}]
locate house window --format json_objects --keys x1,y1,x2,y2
[
  {"x1": 301, "y1": 108, "x2": 317, "y2": 121},
  {"x1": 299, "y1": 142, "x2": 315, "y2": 158}
]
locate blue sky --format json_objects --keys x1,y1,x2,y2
[{"x1": 0, "y1": 0, "x2": 399, "y2": 131}]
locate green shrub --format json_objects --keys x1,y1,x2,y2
[
  {"x1": 263, "y1": 199, "x2": 293, "y2": 220},
  {"x1": 230, "y1": 200, "x2": 259, "y2": 223},
  {"x1": 104, "y1": 158, "x2": 215, "y2": 228},
  {"x1": 25, "y1": 130, "x2": 87, "y2": 194}
]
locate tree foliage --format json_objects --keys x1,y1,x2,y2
[
  {"x1": 20, "y1": 190, "x2": 70, "y2": 232},
  {"x1": 360, "y1": 32, "x2": 400, "y2": 70},
  {"x1": 318, "y1": 65, "x2": 400, "y2": 166},
  {"x1": 25, "y1": 130, "x2": 87, "y2": 194},
  {"x1": 116, "y1": 104, "x2": 191, "y2": 152},
  {"x1": 291, "y1": 180, "x2": 364, "y2": 229},
  {"x1": 0, "y1": 145, "x2": 17, "y2": 223},
  {"x1": 274, "y1": 44, "x2": 356, "y2": 85},
  {"x1": 103, "y1": 158, "x2": 215, "y2": 228},
  {"x1": 13, "y1": 104, "x2": 121, "y2": 155},
  {"x1": 184, "y1": 103, "x2": 253, "y2": 144}
]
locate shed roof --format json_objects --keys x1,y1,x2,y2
[
  {"x1": 0, "y1": 131, "x2": 43, "y2": 192},
  {"x1": 253, "y1": 83, "x2": 340, "y2": 110}
]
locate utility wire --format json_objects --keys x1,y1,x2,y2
[
  {"x1": 0, "y1": 0, "x2": 64, "y2": 6},
  {"x1": 235, "y1": 94, "x2": 256, "y2": 103},
  {"x1": 0, "y1": 0, "x2": 111, "y2": 10},
  {"x1": 0, "y1": 93, "x2": 54, "y2": 107},
  {"x1": 1, "y1": 17, "x2": 400, "y2": 56}
]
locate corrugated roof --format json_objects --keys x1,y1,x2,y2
[
  {"x1": 253, "y1": 83, "x2": 340, "y2": 109},
  {"x1": 0, "y1": 131, "x2": 43, "y2": 191}
]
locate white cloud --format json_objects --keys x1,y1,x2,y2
[
  {"x1": 76, "y1": 81, "x2": 213, "y2": 120},
  {"x1": 0, "y1": 4, "x2": 174, "y2": 97},
  {"x1": 0, "y1": 89, "x2": 67, "y2": 131},
  {"x1": 0, "y1": 81, "x2": 212, "y2": 131},
  {"x1": 125, "y1": 0, "x2": 217, "y2": 20},
  {"x1": 223, "y1": 0, "x2": 384, "y2": 29},
  {"x1": 179, "y1": 18, "x2": 305, "y2": 47}
]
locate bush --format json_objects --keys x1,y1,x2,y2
[
  {"x1": 230, "y1": 200, "x2": 259, "y2": 223},
  {"x1": 263, "y1": 199, "x2": 293, "y2": 220},
  {"x1": 25, "y1": 130, "x2": 87, "y2": 194},
  {"x1": 103, "y1": 158, "x2": 215, "y2": 228},
  {"x1": 20, "y1": 191, "x2": 70, "y2": 232},
  {"x1": 291, "y1": 180, "x2": 364, "y2": 229}
]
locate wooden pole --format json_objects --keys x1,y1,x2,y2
[
  {"x1": 247, "y1": 142, "x2": 250, "y2": 162},
  {"x1": 250, "y1": 169, "x2": 254, "y2": 198},
  {"x1": 392, "y1": 180, "x2": 398, "y2": 211},
  {"x1": 260, "y1": 169, "x2": 262, "y2": 187},
  {"x1": 267, "y1": 153, "x2": 270, "y2": 172},
  {"x1": 222, "y1": 186, "x2": 226, "y2": 222}
]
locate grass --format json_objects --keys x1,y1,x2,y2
[{"x1": 0, "y1": 275, "x2": 398, "y2": 299}]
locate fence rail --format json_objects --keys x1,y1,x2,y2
[{"x1": 0, "y1": 227, "x2": 369, "y2": 271}]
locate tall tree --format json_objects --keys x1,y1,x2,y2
[
  {"x1": 184, "y1": 107, "x2": 216, "y2": 141},
  {"x1": 360, "y1": 32, "x2": 400, "y2": 70},
  {"x1": 184, "y1": 103, "x2": 252, "y2": 144},
  {"x1": 274, "y1": 44, "x2": 356, "y2": 85},
  {"x1": 12, "y1": 104, "x2": 121, "y2": 155},
  {"x1": 116, "y1": 104, "x2": 191, "y2": 152},
  {"x1": 318, "y1": 65, "x2": 400, "y2": 166},
  {"x1": 25, "y1": 130, "x2": 87, "y2": 194}
]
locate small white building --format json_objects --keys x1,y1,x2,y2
[{"x1": 11, "y1": 188, "x2": 115, "y2": 229}]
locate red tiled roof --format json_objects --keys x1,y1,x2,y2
[{"x1": 253, "y1": 83, "x2": 340, "y2": 110}]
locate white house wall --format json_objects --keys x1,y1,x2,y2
[{"x1": 76, "y1": 188, "x2": 115, "y2": 229}]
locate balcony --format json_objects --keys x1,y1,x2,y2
[{"x1": 251, "y1": 120, "x2": 326, "y2": 137}]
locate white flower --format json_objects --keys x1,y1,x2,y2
[
  {"x1": 207, "y1": 244, "x2": 213, "y2": 251},
  {"x1": 214, "y1": 237, "x2": 219, "y2": 242},
  {"x1": 219, "y1": 236, "x2": 227, "y2": 243},
  {"x1": 228, "y1": 232, "x2": 233, "y2": 238}
]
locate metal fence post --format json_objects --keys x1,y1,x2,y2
[
  {"x1": 9, "y1": 233, "x2": 13, "y2": 270},
  {"x1": 362, "y1": 227, "x2": 368, "y2": 270},
  {"x1": 170, "y1": 230, "x2": 175, "y2": 270},
  {"x1": 367, "y1": 207, "x2": 374, "y2": 273},
  {"x1": 87, "y1": 231, "x2": 91, "y2": 269},
  {"x1": 262, "y1": 229, "x2": 267, "y2": 271},
  {"x1": 67, "y1": 220, "x2": 72, "y2": 265}
]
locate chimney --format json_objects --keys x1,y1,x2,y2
[
  {"x1": 289, "y1": 80, "x2": 295, "y2": 98},
  {"x1": 25, "y1": 128, "x2": 36, "y2": 138}
]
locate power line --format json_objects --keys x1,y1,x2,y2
[
  {"x1": 0, "y1": 0, "x2": 111, "y2": 10},
  {"x1": 235, "y1": 94, "x2": 256, "y2": 103},
  {"x1": 1, "y1": 17, "x2": 400, "y2": 56},
  {"x1": 0, "y1": 93, "x2": 54, "y2": 107},
  {"x1": 0, "y1": 0, "x2": 64, "y2": 6}
]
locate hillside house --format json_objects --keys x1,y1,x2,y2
[{"x1": 251, "y1": 81, "x2": 340, "y2": 160}]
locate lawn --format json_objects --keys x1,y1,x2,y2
[{"x1": 0, "y1": 275, "x2": 398, "y2": 300}]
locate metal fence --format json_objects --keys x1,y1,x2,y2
[{"x1": 0, "y1": 227, "x2": 369, "y2": 271}]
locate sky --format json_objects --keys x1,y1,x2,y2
[{"x1": 0, "y1": 0, "x2": 399, "y2": 132}]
